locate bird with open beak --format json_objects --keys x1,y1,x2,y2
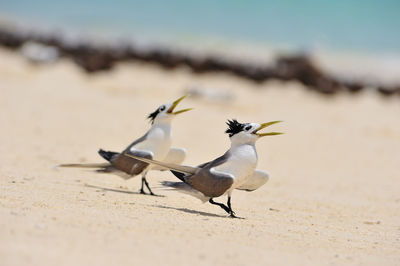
[
  {"x1": 59, "y1": 95, "x2": 192, "y2": 195},
  {"x1": 126, "y1": 119, "x2": 283, "y2": 217}
]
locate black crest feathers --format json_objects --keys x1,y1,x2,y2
[
  {"x1": 147, "y1": 108, "x2": 160, "y2": 124},
  {"x1": 225, "y1": 119, "x2": 245, "y2": 137}
]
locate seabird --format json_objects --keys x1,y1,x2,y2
[
  {"x1": 125, "y1": 119, "x2": 283, "y2": 217},
  {"x1": 59, "y1": 95, "x2": 192, "y2": 195}
]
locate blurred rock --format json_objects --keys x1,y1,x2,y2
[
  {"x1": 377, "y1": 86, "x2": 400, "y2": 96},
  {"x1": 343, "y1": 81, "x2": 364, "y2": 93},
  {"x1": 275, "y1": 54, "x2": 341, "y2": 94},
  {"x1": 0, "y1": 28, "x2": 25, "y2": 48}
]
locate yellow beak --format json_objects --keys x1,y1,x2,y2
[
  {"x1": 254, "y1": 121, "x2": 284, "y2": 137},
  {"x1": 167, "y1": 95, "x2": 193, "y2": 115}
]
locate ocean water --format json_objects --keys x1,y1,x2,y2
[{"x1": 0, "y1": 0, "x2": 399, "y2": 55}]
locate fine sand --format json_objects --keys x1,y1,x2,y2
[{"x1": 0, "y1": 47, "x2": 399, "y2": 266}]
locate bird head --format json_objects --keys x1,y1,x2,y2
[
  {"x1": 225, "y1": 119, "x2": 283, "y2": 145},
  {"x1": 148, "y1": 95, "x2": 192, "y2": 124}
]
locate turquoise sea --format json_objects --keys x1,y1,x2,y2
[{"x1": 1, "y1": 0, "x2": 399, "y2": 55}]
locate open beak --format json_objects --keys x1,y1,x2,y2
[
  {"x1": 254, "y1": 121, "x2": 284, "y2": 137},
  {"x1": 167, "y1": 95, "x2": 193, "y2": 115}
]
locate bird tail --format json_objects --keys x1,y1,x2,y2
[
  {"x1": 161, "y1": 181, "x2": 209, "y2": 203},
  {"x1": 57, "y1": 163, "x2": 110, "y2": 168},
  {"x1": 170, "y1": 170, "x2": 186, "y2": 182},
  {"x1": 98, "y1": 149, "x2": 119, "y2": 162},
  {"x1": 57, "y1": 149, "x2": 118, "y2": 169},
  {"x1": 123, "y1": 153, "x2": 199, "y2": 175}
]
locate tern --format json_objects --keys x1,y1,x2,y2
[
  {"x1": 59, "y1": 95, "x2": 192, "y2": 195},
  {"x1": 126, "y1": 119, "x2": 283, "y2": 217}
]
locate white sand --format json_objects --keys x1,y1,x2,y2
[{"x1": 0, "y1": 47, "x2": 399, "y2": 266}]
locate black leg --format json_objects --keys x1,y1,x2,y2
[
  {"x1": 209, "y1": 198, "x2": 230, "y2": 214},
  {"x1": 139, "y1": 171, "x2": 157, "y2": 196},
  {"x1": 139, "y1": 177, "x2": 147, "y2": 194},
  {"x1": 227, "y1": 196, "x2": 237, "y2": 218},
  {"x1": 143, "y1": 177, "x2": 155, "y2": 195}
]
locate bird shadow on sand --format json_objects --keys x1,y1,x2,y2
[
  {"x1": 84, "y1": 184, "x2": 164, "y2": 197},
  {"x1": 153, "y1": 204, "x2": 230, "y2": 218}
]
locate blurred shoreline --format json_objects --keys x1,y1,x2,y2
[{"x1": 1, "y1": 20, "x2": 400, "y2": 97}]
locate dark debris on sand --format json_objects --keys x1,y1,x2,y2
[{"x1": 0, "y1": 26, "x2": 399, "y2": 97}]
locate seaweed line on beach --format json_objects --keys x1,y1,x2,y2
[{"x1": 0, "y1": 25, "x2": 399, "y2": 97}]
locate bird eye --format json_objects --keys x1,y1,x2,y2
[
  {"x1": 245, "y1": 125, "x2": 252, "y2": 131},
  {"x1": 160, "y1": 105, "x2": 165, "y2": 111}
]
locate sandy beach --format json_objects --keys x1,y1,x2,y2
[{"x1": 1, "y1": 47, "x2": 399, "y2": 265}]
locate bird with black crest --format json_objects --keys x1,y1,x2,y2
[
  {"x1": 59, "y1": 95, "x2": 192, "y2": 195},
  {"x1": 126, "y1": 119, "x2": 283, "y2": 217}
]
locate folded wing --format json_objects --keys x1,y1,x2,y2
[
  {"x1": 124, "y1": 153, "x2": 199, "y2": 175},
  {"x1": 186, "y1": 168, "x2": 234, "y2": 198},
  {"x1": 109, "y1": 149, "x2": 153, "y2": 176},
  {"x1": 126, "y1": 153, "x2": 234, "y2": 198}
]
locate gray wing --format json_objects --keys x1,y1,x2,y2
[
  {"x1": 123, "y1": 154, "x2": 199, "y2": 175},
  {"x1": 185, "y1": 151, "x2": 233, "y2": 197},
  {"x1": 110, "y1": 149, "x2": 152, "y2": 176},
  {"x1": 197, "y1": 151, "x2": 230, "y2": 169},
  {"x1": 236, "y1": 169, "x2": 269, "y2": 191},
  {"x1": 184, "y1": 168, "x2": 234, "y2": 198},
  {"x1": 122, "y1": 132, "x2": 149, "y2": 153},
  {"x1": 125, "y1": 152, "x2": 234, "y2": 197}
]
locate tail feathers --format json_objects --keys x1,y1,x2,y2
[
  {"x1": 170, "y1": 170, "x2": 186, "y2": 182},
  {"x1": 98, "y1": 149, "x2": 119, "y2": 162},
  {"x1": 161, "y1": 181, "x2": 209, "y2": 203},
  {"x1": 58, "y1": 163, "x2": 110, "y2": 168},
  {"x1": 124, "y1": 153, "x2": 199, "y2": 175}
]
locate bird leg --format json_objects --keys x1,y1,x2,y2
[
  {"x1": 139, "y1": 171, "x2": 154, "y2": 195},
  {"x1": 139, "y1": 177, "x2": 146, "y2": 194},
  {"x1": 227, "y1": 196, "x2": 238, "y2": 218},
  {"x1": 209, "y1": 198, "x2": 230, "y2": 214},
  {"x1": 143, "y1": 177, "x2": 155, "y2": 195}
]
